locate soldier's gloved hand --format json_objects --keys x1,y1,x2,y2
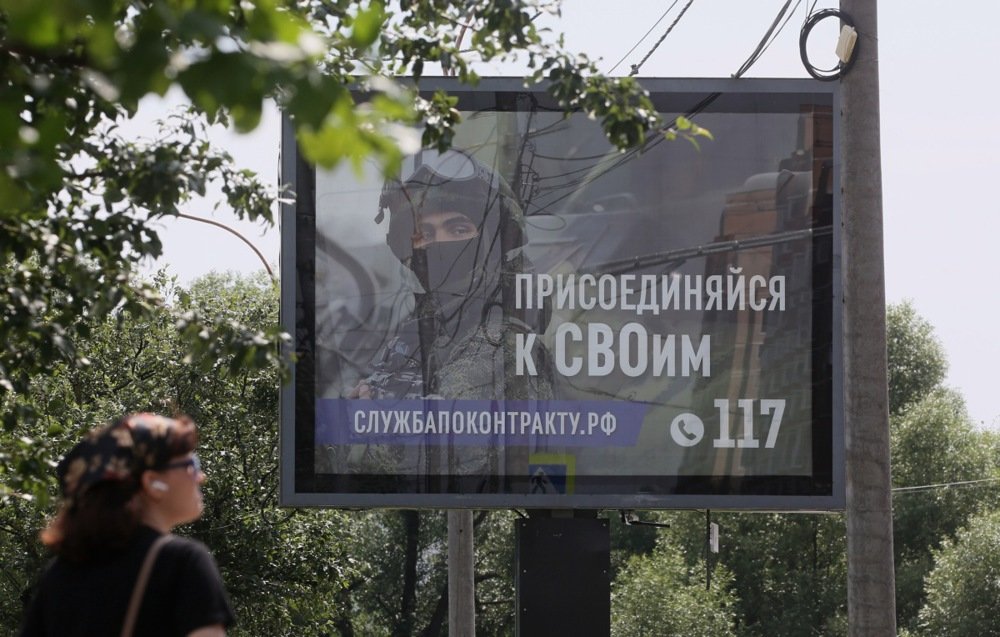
[{"x1": 347, "y1": 382, "x2": 373, "y2": 399}]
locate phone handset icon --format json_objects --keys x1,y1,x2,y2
[{"x1": 670, "y1": 413, "x2": 705, "y2": 447}]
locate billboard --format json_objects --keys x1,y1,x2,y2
[{"x1": 280, "y1": 78, "x2": 843, "y2": 509}]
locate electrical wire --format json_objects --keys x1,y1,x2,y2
[
  {"x1": 175, "y1": 213, "x2": 274, "y2": 280},
  {"x1": 892, "y1": 477, "x2": 1000, "y2": 494},
  {"x1": 734, "y1": 0, "x2": 796, "y2": 78},
  {"x1": 803, "y1": 0, "x2": 818, "y2": 27},
  {"x1": 606, "y1": 0, "x2": 682, "y2": 75},
  {"x1": 751, "y1": 0, "x2": 807, "y2": 65},
  {"x1": 799, "y1": 8, "x2": 857, "y2": 81},
  {"x1": 628, "y1": 0, "x2": 697, "y2": 77},
  {"x1": 527, "y1": 0, "x2": 822, "y2": 216},
  {"x1": 531, "y1": 149, "x2": 618, "y2": 162}
]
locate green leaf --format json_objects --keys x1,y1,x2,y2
[
  {"x1": 691, "y1": 124, "x2": 713, "y2": 140},
  {"x1": 351, "y1": 2, "x2": 385, "y2": 49},
  {"x1": 115, "y1": 25, "x2": 171, "y2": 102},
  {"x1": 0, "y1": 172, "x2": 32, "y2": 212},
  {"x1": 5, "y1": 3, "x2": 62, "y2": 47},
  {"x1": 84, "y1": 21, "x2": 119, "y2": 67},
  {"x1": 178, "y1": 52, "x2": 266, "y2": 130},
  {"x1": 245, "y1": 0, "x2": 312, "y2": 43},
  {"x1": 286, "y1": 75, "x2": 348, "y2": 130},
  {"x1": 176, "y1": 9, "x2": 227, "y2": 41},
  {"x1": 229, "y1": 102, "x2": 263, "y2": 132}
]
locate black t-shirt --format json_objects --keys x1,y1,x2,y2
[{"x1": 19, "y1": 525, "x2": 235, "y2": 637}]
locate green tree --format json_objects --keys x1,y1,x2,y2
[
  {"x1": 886, "y1": 301, "x2": 948, "y2": 416},
  {"x1": 472, "y1": 510, "x2": 520, "y2": 637},
  {"x1": 347, "y1": 509, "x2": 462, "y2": 637},
  {"x1": 884, "y1": 302, "x2": 997, "y2": 632},
  {"x1": 917, "y1": 509, "x2": 1000, "y2": 636},
  {"x1": 599, "y1": 305, "x2": 989, "y2": 637},
  {"x1": 327, "y1": 508, "x2": 520, "y2": 636},
  {"x1": 611, "y1": 533, "x2": 737, "y2": 637},
  {"x1": 652, "y1": 509, "x2": 847, "y2": 637},
  {"x1": 644, "y1": 303, "x2": 963, "y2": 637},
  {"x1": 1, "y1": 271, "x2": 535, "y2": 636},
  {"x1": 0, "y1": 0, "x2": 691, "y2": 494},
  {"x1": 0, "y1": 3, "x2": 713, "y2": 626},
  {"x1": 0, "y1": 273, "x2": 361, "y2": 635},
  {"x1": 891, "y1": 388, "x2": 1000, "y2": 632},
  {"x1": 176, "y1": 273, "x2": 366, "y2": 635}
]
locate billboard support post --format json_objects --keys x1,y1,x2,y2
[
  {"x1": 448, "y1": 510, "x2": 476, "y2": 637},
  {"x1": 840, "y1": 0, "x2": 897, "y2": 634},
  {"x1": 515, "y1": 512, "x2": 610, "y2": 637}
]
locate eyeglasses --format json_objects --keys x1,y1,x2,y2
[{"x1": 164, "y1": 454, "x2": 202, "y2": 476}]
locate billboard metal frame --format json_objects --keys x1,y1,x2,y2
[{"x1": 280, "y1": 77, "x2": 844, "y2": 510}]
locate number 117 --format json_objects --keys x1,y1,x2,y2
[{"x1": 712, "y1": 398, "x2": 786, "y2": 449}]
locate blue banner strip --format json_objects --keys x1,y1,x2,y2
[{"x1": 316, "y1": 399, "x2": 647, "y2": 448}]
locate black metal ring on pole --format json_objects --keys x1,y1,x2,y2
[{"x1": 799, "y1": 8, "x2": 857, "y2": 81}]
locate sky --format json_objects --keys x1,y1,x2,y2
[{"x1": 137, "y1": 0, "x2": 1000, "y2": 429}]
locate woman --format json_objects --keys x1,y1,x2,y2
[{"x1": 19, "y1": 413, "x2": 234, "y2": 637}]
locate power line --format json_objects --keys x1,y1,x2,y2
[
  {"x1": 892, "y1": 477, "x2": 1000, "y2": 494},
  {"x1": 652, "y1": 0, "x2": 800, "y2": 129},
  {"x1": 527, "y1": 0, "x2": 818, "y2": 216},
  {"x1": 734, "y1": 0, "x2": 796, "y2": 78},
  {"x1": 628, "y1": 0, "x2": 697, "y2": 77},
  {"x1": 804, "y1": 0, "x2": 819, "y2": 27},
  {"x1": 606, "y1": 0, "x2": 682, "y2": 75},
  {"x1": 176, "y1": 213, "x2": 275, "y2": 280},
  {"x1": 750, "y1": 0, "x2": 807, "y2": 66}
]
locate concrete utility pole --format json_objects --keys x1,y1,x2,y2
[
  {"x1": 448, "y1": 510, "x2": 476, "y2": 636},
  {"x1": 840, "y1": 0, "x2": 897, "y2": 634}
]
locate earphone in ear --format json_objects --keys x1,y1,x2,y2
[{"x1": 150, "y1": 480, "x2": 169, "y2": 492}]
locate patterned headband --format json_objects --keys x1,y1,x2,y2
[{"x1": 56, "y1": 413, "x2": 192, "y2": 499}]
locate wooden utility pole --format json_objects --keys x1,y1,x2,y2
[{"x1": 840, "y1": 0, "x2": 897, "y2": 634}]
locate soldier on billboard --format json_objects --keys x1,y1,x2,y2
[{"x1": 349, "y1": 148, "x2": 552, "y2": 402}]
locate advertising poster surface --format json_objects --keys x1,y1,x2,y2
[{"x1": 281, "y1": 78, "x2": 843, "y2": 509}]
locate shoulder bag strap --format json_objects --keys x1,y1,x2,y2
[{"x1": 120, "y1": 534, "x2": 173, "y2": 637}]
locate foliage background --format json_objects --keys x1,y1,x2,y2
[
  {"x1": 3, "y1": 277, "x2": 998, "y2": 635},
  {"x1": 2, "y1": 0, "x2": 999, "y2": 633}
]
